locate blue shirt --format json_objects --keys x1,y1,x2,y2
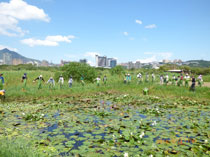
[{"x1": 0, "y1": 77, "x2": 4, "y2": 84}]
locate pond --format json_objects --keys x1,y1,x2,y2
[{"x1": 0, "y1": 94, "x2": 210, "y2": 156}]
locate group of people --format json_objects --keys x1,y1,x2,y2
[
  {"x1": 0, "y1": 72, "x2": 204, "y2": 92},
  {"x1": 123, "y1": 72, "x2": 204, "y2": 91},
  {"x1": 20, "y1": 74, "x2": 73, "y2": 90}
]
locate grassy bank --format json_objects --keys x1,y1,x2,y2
[{"x1": 1, "y1": 70, "x2": 210, "y2": 102}]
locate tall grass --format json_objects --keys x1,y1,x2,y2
[
  {"x1": 0, "y1": 138, "x2": 40, "y2": 157},
  {"x1": 1, "y1": 70, "x2": 210, "y2": 102}
]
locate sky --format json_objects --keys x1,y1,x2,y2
[{"x1": 0, "y1": 0, "x2": 210, "y2": 65}]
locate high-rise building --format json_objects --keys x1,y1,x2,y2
[
  {"x1": 135, "y1": 61, "x2": 141, "y2": 69},
  {"x1": 128, "y1": 61, "x2": 134, "y2": 69},
  {"x1": 3, "y1": 53, "x2": 12, "y2": 65},
  {"x1": 95, "y1": 55, "x2": 107, "y2": 67},
  {"x1": 107, "y1": 58, "x2": 117, "y2": 68},
  {"x1": 80, "y1": 59, "x2": 87, "y2": 64}
]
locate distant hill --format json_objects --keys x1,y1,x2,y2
[
  {"x1": 0, "y1": 48, "x2": 40, "y2": 64},
  {"x1": 184, "y1": 60, "x2": 210, "y2": 68}
]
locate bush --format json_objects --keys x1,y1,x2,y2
[
  {"x1": 110, "y1": 65, "x2": 125, "y2": 75},
  {"x1": 61, "y1": 62, "x2": 97, "y2": 82}
]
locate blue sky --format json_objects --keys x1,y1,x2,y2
[{"x1": 0, "y1": 0, "x2": 210, "y2": 65}]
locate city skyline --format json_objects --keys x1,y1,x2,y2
[{"x1": 0, "y1": 0, "x2": 210, "y2": 65}]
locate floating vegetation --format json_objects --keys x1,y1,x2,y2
[{"x1": 0, "y1": 94, "x2": 210, "y2": 156}]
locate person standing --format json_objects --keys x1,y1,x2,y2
[
  {"x1": 96, "y1": 76, "x2": 101, "y2": 86},
  {"x1": 160, "y1": 75, "x2": 164, "y2": 85},
  {"x1": 22, "y1": 73, "x2": 27, "y2": 90},
  {"x1": 0, "y1": 74, "x2": 4, "y2": 90},
  {"x1": 137, "y1": 73, "x2": 142, "y2": 84},
  {"x1": 151, "y1": 73, "x2": 155, "y2": 83},
  {"x1": 198, "y1": 75, "x2": 203, "y2": 87},
  {"x1": 47, "y1": 77, "x2": 55, "y2": 89},
  {"x1": 58, "y1": 75, "x2": 64, "y2": 89},
  {"x1": 190, "y1": 75, "x2": 196, "y2": 92},
  {"x1": 124, "y1": 74, "x2": 127, "y2": 84},
  {"x1": 180, "y1": 74, "x2": 184, "y2": 86},
  {"x1": 145, "y1": 74, "x2": 149, "y2": 83},
  {"x1": 103, "y1": 75, "x2": 107, "y2": 85},
  {"x1": 172, "y1": 75, "x2": 176, "y2": 85},
  {"x1": 33, "y1": 75, "x2": 45, "y2": 89},
  {"x1": 68, "y1": 76, "x2": 73, "y2": 88},
  {"x1": 81, "y1": 75, "x2": 85, "y2": 86},
  {"x1": 184, "y1": 73, "x2": 190, "y2": 87},
  {"x1": 177, "y1": 76, "x2": 181, "y2": 86},
  {"x1": 164, "y1": 74, "x2": 169, "y2": 85},
  {"x1": 127, "y1": 74, "x2": 131, "y2": 84}
]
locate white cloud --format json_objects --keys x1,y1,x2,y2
[
  {"x1": 136, "y1": 52, "x2": 173, "y2": 63},
  {"x1": 123, "y1": 32, "x2": 128, "y2": 36},
  {"x1": 136, "y1": 56, "x2": 157, "y2": 63},
  {"x1": 0, "y1": 45, "x2": 18, "y2": 51},
  {"x1": 144, "y1": 52, "x2": 172, "y2": 59},
  {"x1": 145, "y1": 24, "x2": 157, "y2": 29},
  {"x1": 84, "y1": 52, "x2": 100, "y2": 58},
  {"x1": 135, "y1": 19, "x2": 142, "y2": 25},
  {"x1": 0, "y1": 0, "x2": 49, "y2": 36},
  {"x1": 21, "y1": 35, "x2": 75, "y2": 47}
]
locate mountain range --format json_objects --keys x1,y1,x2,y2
[{"x1": 0, "y1": 48, "x2": 40, "y2": 64}]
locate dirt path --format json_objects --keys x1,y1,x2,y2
[{"x1": 203, "y1": 82, "x2": 210, "y2": 87}]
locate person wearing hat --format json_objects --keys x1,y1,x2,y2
[
  {"x1": 58, "y1": 75, "x2": 64, "y2": 89},
  {"x1": 0, "y1": 73, "x2": 4, "y2": 90},
  {"x1": 68, "y1": 76, "x2": 73, "y2": 88},
  {"x1": 172, "y1": 74, "x2": 176, "y2": 85},
  {"x1": 127, "y1": 74, "x2": 131, "y2": 84},
  {"x1": 47, "y1": 77, "x2": 55, "y2": 89},
  {"x1": 184, "y1": 73, "x2": 190, "y2": 87},
  {"x1": 33, "y1": 75, "x2": 45, "y2": 89},
  {"x1": 22, "y1": 73, "x2": 27, "y2": 90},
  {"x1": 198, "y1": 75, "x2": 203, "y2": 87},
  {"x1": 96, "y1": 76, "x2": 101, "y2": 86}
]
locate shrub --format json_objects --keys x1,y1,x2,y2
[{"x1": 61, "y1": 62, "x2": 97, "y2": 82}]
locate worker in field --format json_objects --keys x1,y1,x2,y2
[
  {"x1": 0, "y1": 73, "x2": 5, "y2": 90},
  {"x1": 172, "y1": 74, "x2": 176, "y2": 85},
  {"x1": 47, "y1": 77, "x2": 55, "y2": 89},
  {"x1": 190, "y1": 75, "x2": 196, "y2": 92},
  {"x1": 180, "y1": 74, "x2": 184, "y2": 86},
  {"x1": 160, "y1": 75, "x2": 164, "y2": 85},
  {"x1": 22, "y1": 73, "x2": 27, "y2": 90},
  {"x1": 96, "y1": 76, "x2": 101, "y2": 86},
  {"x1": 33, "y1": 75, "x2": 45, "y2": 89},
  {"x1": 184, "y1": 73, "x2": 190, "y2": 87},
  {"x1": 197, "y1": 75, "x2": 203, "y2": 87},
  {"x1": 137, "y1": 73, "x2": 142, "y2": 84},
  {"x1": 177, "y1": 76, "x2": 181, "y2": 86},
  {"x1": 68, "y1": 76, "x2": 73, "y2": 88},
  {"x1": 145, "y1": 74, "x2": 149, "y2": 83},
  {"x1": 127, "y1": 74, "x2": 131, "y2": 84},
  {"x1": 103, "y1": 75, "x2": 107, "y2": 85},
  {"x1": 80, "y1": 75, "x2": 85, "y2": 86},
  {"x1": 58, "y1": 75, "x2": 64, "y2": 89},
  {"x1": 151, "y1": 73, "x2": 155, "y2": 83},
  {"x1": 124, "y1": 74, "x2": 127, "y2": 84},
  {"x1": 164, "y1": 74, "x2": 169, "y2": 85}
]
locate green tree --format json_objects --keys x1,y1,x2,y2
[
  {"x1": 60, "y1": 62, "x2": 97, "y2": 82},
  {"x1": 110, "y1": 65, "x2": 125, "y2": 75}
]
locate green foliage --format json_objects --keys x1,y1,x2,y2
[
  {"x1": 61, "y1": 62, "x2": 97, "y2": 82},
  {"x1": 110, "y1": 65, "x2": 125, "y2": 75},
  {"x1": 0, "y1": 138, "x2": 40, "y2": 157}
]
